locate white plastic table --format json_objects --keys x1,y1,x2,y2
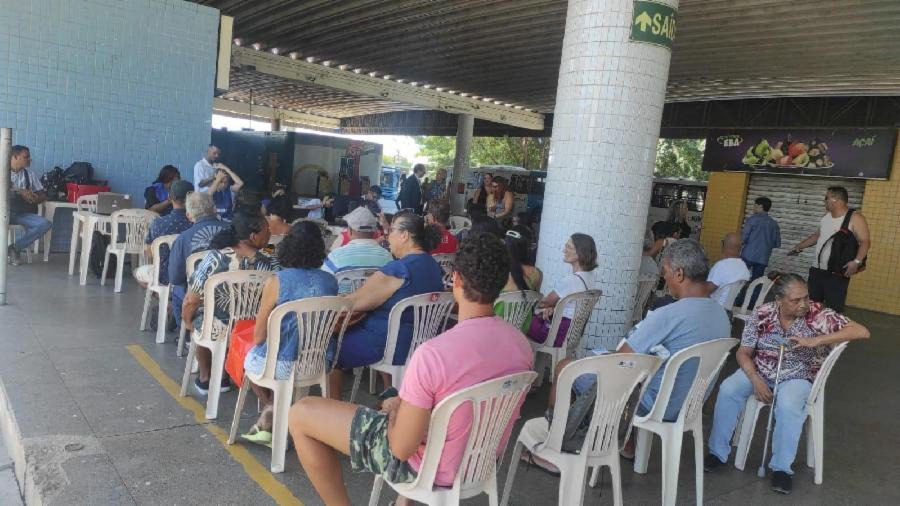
[
  {"x1": 75, "y1": 211, "x2": 112, "y2": 286},
  {"x1": 42, "y1": 201, "x2": 78, "y2": 261}
]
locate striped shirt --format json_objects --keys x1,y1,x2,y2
[{"x1": 322, "y1": 239, "x2": 393, "y2": 275}]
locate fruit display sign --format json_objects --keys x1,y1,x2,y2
[{"x1": 701, "y1": 129, "x2": 896, "y2": 180}]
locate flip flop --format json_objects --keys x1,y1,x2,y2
[
  {"x1": 241, "y1": 424, "x2": 273, "y2": 448},
  {"x1": 520, "y1": 450, "x2": 561, "y2": 477}
]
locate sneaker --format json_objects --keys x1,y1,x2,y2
[
  {"x1": 220, "y1": 377, "x2": 232, "y2": 393},
  {"x1": 771, "y1": 471, "x2": 792, "y2": 494},
  {"x1": 704, "y1": 453, "x2": 726, "y2": 472},
  {"x1": 7, "y1": 246, "x2": 20, "y2": 266},
  {"x1": 193, "y1": 378, "x2": 210, "y2": 396}
]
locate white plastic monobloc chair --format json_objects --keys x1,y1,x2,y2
[
  {"x1": 501, "y1": 354, "x2": 663, "y2": 506},
  {"x1": 711, "y1": 279, "x2": 748, "y2": 312},
  {"x1": 532, "y1": 289, "x2": 603, "y2": 387},
  {"x1": 179, "y1": 270, "x2": 274, "y2": 420},
  {"x1": 633, "y1": 337, "x2": 739, "y2": 506},
  {"x1": 448, "y1": 215, "x2": 472, "y2": 235},
  {"x1": 732, "y1": 277, "x2": 773, "y2": 322},
  {"x1": 349, "y1": 291, "x2": 456, "y2": 403},
  {"x1": 176, "y1": 250, "x2": 210, "y2": 358},
  {"x1": 334, "y1": 267, "x2": 378, "y2": 294},
  {"x1": 433, "y1": 253, "x2": 456, "y2": 288},
  {"x1": 733, "y1": 342, "x2": 848, "y2": 484},
  {"x1": 369, "y1": 371, "x2": 537, "y2": 506},
  {"x1": 139, "y1": 234, "x2": 178, "y2": 344},
  {"x1": 227, "y1": 296, "x2": 355, "y2": 473},
  {"x1": 101, "y1": 209, "x2": 158, "y2": 292},
  {"x1": 631, "y1": 275, "x2": 659, "y2": 327},
  {"x1": 68, "y1": 195, "x2": 99, "y2": 275},
  {"x1": 494, "y1": 290, "x2": 542, "y2": 330}
]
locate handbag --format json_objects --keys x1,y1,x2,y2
[{"x1": 225, "y1": 320, "x2": 257, "y2": 386}]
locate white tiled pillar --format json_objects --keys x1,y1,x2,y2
[
  {"x1": 450, "y1": 114, "x2": 474, "y2": 215},
  {"x1": 537, "y1": 0, "x2": 677, "y2": 350}
]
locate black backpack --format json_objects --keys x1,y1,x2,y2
[
  {"x1": 40, "y1": 167, "x2": 67, "y2": 202},
  {"x1": 89, "y1": 231, "x2": 116, "y2": 279},
  {"x1": 820, "y1": 209, "x2": 866, "y2": 275},
  {"x1": 63, "y1": 161, "x2": 94, "y2": 184}
]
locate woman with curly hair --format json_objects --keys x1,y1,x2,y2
[{"x1": 240, "y1": 221, "x2": 338, "y2": 445}]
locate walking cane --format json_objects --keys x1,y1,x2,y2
[{"x1": 757, "y1": 338, "x2": 788, "y2": 478}]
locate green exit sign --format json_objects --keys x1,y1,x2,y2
[{"x1": 630, "y1": 0, "x2": 677, "y2": 49}]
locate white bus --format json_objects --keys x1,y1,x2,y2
[{"x1": 646, "y1": 178, "x2": 708, "y2": 239}]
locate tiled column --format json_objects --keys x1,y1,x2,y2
[
  {"x1": 450, "y1": 114, "x2": 474, "y2": 215},
  {"x1": 537, "y1": 0, "x2": 677, "y2": 350}
]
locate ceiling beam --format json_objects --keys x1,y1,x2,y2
[
  {"x1": 231, "y1": 46, "x2": 545, "y2": 130},
  {"x1": 212, "y1": 97, "x2": 341, "y2": 130}
]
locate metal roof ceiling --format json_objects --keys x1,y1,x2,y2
[{"x1": 195, "y1": 0, "x2": 900, "y2": 124}]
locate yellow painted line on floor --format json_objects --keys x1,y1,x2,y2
[{"x1": 126, "y1": 344, "x2": 304, "y2": 506}]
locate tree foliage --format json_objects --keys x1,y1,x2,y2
[
  {"x1": 414, "y1": 136, "x2": 550, "y2": 171},
  {"x1": 654, "y1": 138, "x2": 707, "y2": 180}
]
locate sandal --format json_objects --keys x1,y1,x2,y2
[
  {"x1": 520, "y1": 450, "x2": 561, "y2": 477},
  {"x1": 241, "y1": 424, "x2": 273, "y2": 448}
]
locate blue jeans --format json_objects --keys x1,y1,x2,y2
[
  {"x1": 172, "y1": 285, "x2": 186, "y2": 329},
  {"x1": 708, "y1": 369, "x2": 812, "y2": 474},
  {"x1": 11, "y1": 212, "x2": 52, "y2": 252},
  {"x1": 742, "y1": 259, "x2": 767, "y2": 280}
]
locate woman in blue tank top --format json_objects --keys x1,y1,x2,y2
[{"x1": 328, "y1": 210, "x2": 445, "y2": 398}]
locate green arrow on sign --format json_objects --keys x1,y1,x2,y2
[
  {"x1": 634, "y1": 11, "x2": 652, "y2": 32},
  {"x1": 630, "y1": 1, "x2": 678, "y2": 49}
]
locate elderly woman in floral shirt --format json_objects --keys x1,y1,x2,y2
[{"x1": 704, "y1": 273, "x2": 870, "y2": 494}]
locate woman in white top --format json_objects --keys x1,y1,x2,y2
[{"x1": 527, "y1": 233, "x2": 598, "y2": 347}]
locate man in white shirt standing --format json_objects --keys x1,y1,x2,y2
[
  {"x1": 706, "y1": 232, "x2": 751, "y2": 307},
  {"x1": 8, "y1": 145, "x2": 51, "y2": 265},
  {"x1": 193, "y1": 144, "x2": 220, "y2": 193}
]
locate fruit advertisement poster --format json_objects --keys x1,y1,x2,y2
[{"x1": 701, "y1": 128, "x2": 896, "y2": 180}]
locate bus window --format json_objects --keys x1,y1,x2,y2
[
  {"x1": 682, "y1": 186, "x2": 706, "y2": 212},
  {"x1": 651, "y1": 183, "x2": 679, "y2": 209}
]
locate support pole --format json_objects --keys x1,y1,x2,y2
[
  {"x1": 450, "y1": 114, "x2": 474, "y2": 215},
  {"x1": 0, "y1": 128, "x2": 11, "y2": 305}
]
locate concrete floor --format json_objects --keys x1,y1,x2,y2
[{"x1": 0, "y1": 256, "x2": 898, "y2": 505}]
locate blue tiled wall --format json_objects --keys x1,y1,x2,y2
[{"x1": 0, "y1": 0, "x2": 219, "y2": 251}]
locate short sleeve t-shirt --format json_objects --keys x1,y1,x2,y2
[
  {"x1": 193, "y1": 159, "x2": 215, "y2": 193},
  {"x1": 430, "y1": 226, "x2": 458, "y2": 255},
  {"x1": 627, "y1": 297, "x2": 731, "y2": 421},
  {"x1": 707, "y1": 258, "x2": 751, "y2": 305},
  {"x1": 10, "y1": 168, "x2": 44, "y2": 192},
  {"x1": 399, "y1": 316, "x2": 534, "y2": 487},
  {"x1": 554, "y1": 270, "x2": 596, "y2": 319}
]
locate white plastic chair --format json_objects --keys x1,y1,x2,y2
[
  {"x1": 369, "y1": 371, "x2": 537, "y2": 506},
  {"x1": 448, "y1": 215, "x2": 472, "y2": 235},
  {"x1": 532, "y1": 290, "x2": 603, "y2": 387},
  {"x1": 334, "y1": 267, "x2": 378, "y2": 294},
  {"x1": 139, "y1": 234, "x2": 178, "y2": 344},
  {"x1": 502, "y1": 354, "x2": 662, "y2": 506},
  {"x1": 68, "y1": 195, "x2": 98, "y2": 275},
  {"x1": 179, "y1": 270, "x2": 274, "y2": 420},
  {"x1": 711, "y1": 279, "x2": 748, "y2": 312},
  {"x1": 101, "y1": 209, "x2": 158, "y2": 292},
  {"x1": 631, "y1": 275, "x2": 659, "y2": 327},
  {"x1": 349, "y1": 291, "x2": 456, "y2": 403},
  {"x1": 633, "y1": 337, "x2": 739, "y2": 506},
  {"x1": 176, "y1": 250, "x2": 210, "y2": 358},
  {"x1": 733, "y1": 342, "x2": 848, "y2": 484},
  {"x1": 268, "y1": 234, "x2": 285, "y2": 246},
  {"x1": 7, "y1": 203, "x2": 43, "y2": 263},
  {"x1": 494, "y1": 290, "x2": 541, "y2": 330},
  {"x1": 732, "y1": 277, "x2": 773, "y2": 322},
  {"x1": 227, "y1": 296, "x2": 355, "y2": 473},
  {"x1": 433, "y1": 253, "x2": 456, "y2": 288}
]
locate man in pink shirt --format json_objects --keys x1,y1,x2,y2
[{"x1": 289, "y1": 233, "x2": 533, "y2": 505}]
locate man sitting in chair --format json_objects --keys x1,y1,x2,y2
[
  {"x1": 7, "y1": 145, "x2": 50, "y2": 265},
  {"x1": 133, "y1": 180, "x2": 194, "y2": 288},
  {"x1": 288, "y1": 233, "x2": 533, "y2": 506},
  {"x1": 705, "y1": 232, "x2": 751, "y2": 308},
  {"x1": 705, "y1": 273, "x2": 869, "y2": 495}
]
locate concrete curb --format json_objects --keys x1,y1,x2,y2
[{"x1": 0, "y1": 378, "x2": 35, "y2": 505}]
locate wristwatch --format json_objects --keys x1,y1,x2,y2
[{"x1": 852, "y1": 259, "x2": 863, "y2": 265}]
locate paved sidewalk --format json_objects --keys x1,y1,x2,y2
[
  {"x1": 1, "y1": 256, "x2": 899, "y2": 504},
  {"x1": 0, "y1": 439, "x2": 23, "y2": 506}
]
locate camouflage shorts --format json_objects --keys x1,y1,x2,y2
[{"x1": 349, "y1": 407, "x2": 417, "y2": 484}]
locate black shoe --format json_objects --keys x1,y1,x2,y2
[
  {"x1": 194, "y1": 378, "x2": 210, "y2": 396},
  {"x1": 220, "y1": 376, "x2": 232, "y2": 393},
  {"x1": 704, "y1": 453, "x2": 725, "y2": 472},
  {"x1": 771, "y1": 471, "x2": 792, "y2": 494}
]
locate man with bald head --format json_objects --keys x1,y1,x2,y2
[{"x1": 706, "y1": 232, "x2": 751, "y2": 307}]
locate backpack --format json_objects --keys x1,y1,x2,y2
[
  {"x1": 40, "y1": 167, "x2": 67, "y2": 202},
  {"x1": 819, "y1": 209, "x2": 866, "y2": 275},
  {"x1": 63, "y1": 162, "x2": 95, "y2": 184},
  {"x1": 89, "y1": 231, "x2": 116, "y2": 279}
]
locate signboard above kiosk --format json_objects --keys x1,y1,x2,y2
[{"x1": 701, "y1": 128, "x2": 896, "y2": 180}]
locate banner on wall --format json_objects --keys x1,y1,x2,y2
[{"x1": 701, "y1": 128, "x2": 896, "y2": 180}]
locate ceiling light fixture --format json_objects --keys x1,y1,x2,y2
[
  {"x1": 233, "y1": 38, "x2": 242, "y2": 46},
  {"x1": 288, "y1": 52, "x2": 299, "y2": 60},
  {"x1": 270, "y1": 48, "x2": 280, "y2": 55},
  {"x1": 251, "y1": 43, "x2": 263, "y2": 51}
]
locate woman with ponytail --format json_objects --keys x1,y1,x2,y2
[{"x1": 327, "y1": 210, "x2": 445, "y2": 398}]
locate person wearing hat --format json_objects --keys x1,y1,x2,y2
[
  {"x1": 133, "y1": 179, "x2": 195, "y2": 288},
  {"x1": 322, "y1": 207, "x2": 393, "y2": 285}
]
